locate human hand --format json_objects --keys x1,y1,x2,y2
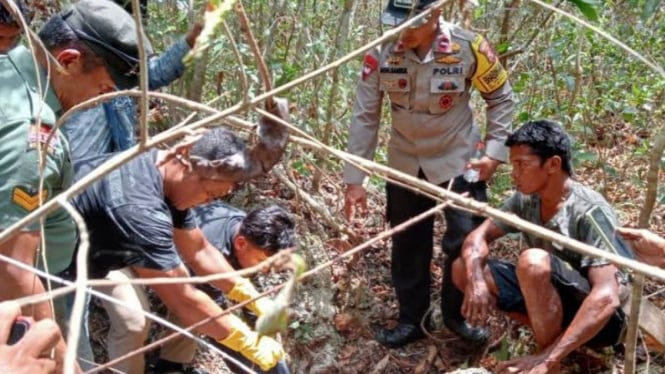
[
  {"x1": 496, "y1": 353, "x2": 559, "y2": 374},
  {"x1": 185, "y1": 22, "x2": 204, "y2": 48},
  {"x1": 461, "y1": 278, "x2": 492, "y2": 327},
  {"x1": 616, "y1": 227, "x2": 665, "y2": 268},
  {"x1": 0, "y1": 301, "x2": 59, "y2": 374},
  {"x1": 343, "y1": 184, "x2": 367, "y2": 221},
  {"x1": 467, "y1": 156, "x2": 501, "y2": 182}
]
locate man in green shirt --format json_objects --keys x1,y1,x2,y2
[
  {"x1": 452, "y1": 120, "x2": 627, "y2": 372},
  {"x1": 0, "y1": 0, "x2": 151, "y2": 370}
]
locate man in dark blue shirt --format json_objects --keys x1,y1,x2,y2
[
  {"x1": 72, "y1": 97, "x2": 291, "y2": 373},
  {"x1": 148, "y1": 202, "x2": 296, "y2": 373}
]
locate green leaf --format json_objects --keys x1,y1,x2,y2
[
  {"x1": 496, "y1": 42, "x2": 510, "y2": 54},
  {"x1": 574, "y1": 150, "x2": 598, "y2": 163},
  {"x1": 565, "y1": 0, "x2": 600, "y2": 22}
]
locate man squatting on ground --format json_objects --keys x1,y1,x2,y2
[
  {"x1": 69, "y1": 88, "x2": 292, "y2": 373},
  {"x1": 0, "y1": 0, "x2": 157, "y2": 370},
  {"x1": 343, "y1": 0, "x2": 514, "y2": 347},
  {"x1": 453, "y1": 120, "x2": 629, "y2": 373}
]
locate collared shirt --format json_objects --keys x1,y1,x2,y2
[
  {"x1": 344, "y1": 20, "x2": 514, "y2": 185},
  {"x1": 0, "y1": 45, "x2": 75, "y2": 274},
  {"x1": 493, "y1": 181, "x2": 619, "y2": 273},
  {"x1": 61, "y1": 37, "x2": 191, "y2": 160},
  {"x1": 194, "y1": 201, "x2": 245, "y2": 270}
]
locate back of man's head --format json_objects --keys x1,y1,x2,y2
[
  {"x1": 0, "y1": 0, "x2": 29, "y2": 26},
  {"x1": 38, "y1": 0, "x2": 152, "y2": 89},
  {"x1": 239, "y1": 205, "x2": 295, "y2": 254},
  {"x1": 190, "y1": 127, "x2": 247, "y2": 162},
  {"x1": 506, "y1": 119, "x2": 574, "y2": 175}
]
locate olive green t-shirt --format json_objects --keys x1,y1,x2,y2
[{"x1": 493, "y1": 181, "x2": 619, "y2": 273}]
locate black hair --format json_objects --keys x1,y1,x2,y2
[
  {"x1": 506, "y1": 119, "x2": 574, "y2": 175},
  {"x1": 238, "y1": 205, "x2": 296, "y2": 254},
  {"x1": 0, "y1": 0, "x2": 30, "y2": 26},
  {"x1": 190, "y1": 127, "x2": 247, "y2": 161},
  {"x1": 38, "y1": 13, "x2": 103, "y2": 72}
]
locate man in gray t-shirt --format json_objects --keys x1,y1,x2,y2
[{"x1": 452, "y1": 120, "x2": 627, "y2": 373}]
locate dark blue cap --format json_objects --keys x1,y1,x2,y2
[{"x1": 381, "y1": 0, "x2": 438, "y2": 26}]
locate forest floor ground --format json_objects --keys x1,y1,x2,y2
[{"x1": 89, "y1": 126, "x2": 665, "y2": 374}]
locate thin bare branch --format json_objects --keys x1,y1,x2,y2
[
  {"x1": 527, "y1": 0, "x2": 665, "y2": 78},
  {"x1": 130, "y1": 0, "x2": 150, "y2": 148}
]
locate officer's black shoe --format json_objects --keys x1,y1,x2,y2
[
  {"x1": 149, "y1": 358, "x2": 210, "y2": 374},
  {"x1": 444, "y1": 318, "x2": 490, "y2": 344},
  {"x1": 375, "y1": 323, "x2": 426, "y2": 348}
]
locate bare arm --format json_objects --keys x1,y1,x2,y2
[
  {"x1": 462, "y1": 219, "x2": 505, "y2": 283},
  {"x1": 132, "y1": 264, "x2": 236, "y2": 339},
  {"x1": 461, "y1": 219, "x2": 506, "y2": 326},
  {"x1": 174, "y1": 227, "x2": 274, "y2": 316},
  {"x1": 0, "y1": 232, "x2": 74, "y2": 373},
  {"x1": 132, "y1": 264, "x2": 284, "y2": 370},
  {"x1": 173, "y1": 227, "x2": 239, "y2": 293},
  {"x1": 541, "y1": 264, "x2": 621, "y2": 364}
]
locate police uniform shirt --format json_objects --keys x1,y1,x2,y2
[
  {"x1": 72, "y1": 149, "x2": 196, "y2": 278},
  {"x1": 344, "y1": 20, "x2": 515, "y2": 185},
  {"x1": 0, "y1": 45, "x2": 76, "y2": 274},
  {"x1": 493, "y1": 181, "x2": 619, "y2": 273},
  {"x1": 194, "y1": 201, "x2": 245, "y2": 269}
]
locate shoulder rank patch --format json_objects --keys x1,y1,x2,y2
[
  {"x1": 471, "y1": 35, "x2": 507, "y2": 93},
  {"x1": 362, "y1": 54, "x2": 379, "y2": 81},
  {"x1": 12, "y1": 186, "x2": 48, "y2": 212}
]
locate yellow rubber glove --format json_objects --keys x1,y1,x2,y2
[
  {"x1": 219, "y1": 315, "x2": 284, "y2": 371},
  {"x1": 227, "y1": 277, "x2": 273, "y2": 317}
]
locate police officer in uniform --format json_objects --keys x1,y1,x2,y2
[{"x1": 343, "y1": 0, "x2": 514, "y2": 347}]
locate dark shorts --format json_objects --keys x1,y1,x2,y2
[{"x1": 487, "y1": 255, "x2": 625, "y2": 348}]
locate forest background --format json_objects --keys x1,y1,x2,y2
[{"x1": 17, "y1": 0, "x2": 665, "y2": 372}]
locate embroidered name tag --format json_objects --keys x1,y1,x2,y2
[
  {"x1": 27, "y1": 123, "x2": 58, "y2": 154},
  {"x1": 380, "y1": 73, "x2": 410, "y2": 92}
]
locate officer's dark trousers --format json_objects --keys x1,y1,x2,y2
[{"x1": 386, "y1": 170, "x2": 487, "y2": 326}]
